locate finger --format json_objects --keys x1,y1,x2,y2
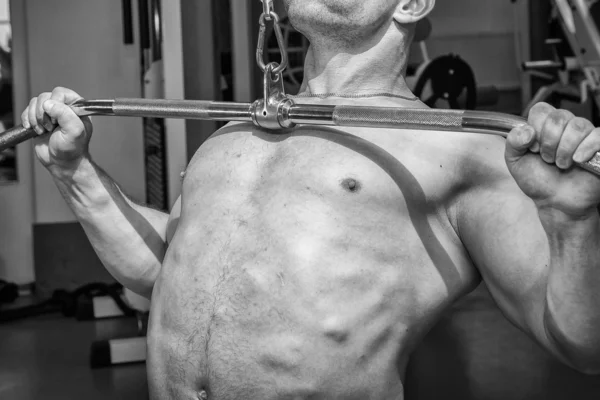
[
  {"x1": 21, "y1": 106, "x2": 30, "y2": 129},
  {"x1": 28, "y1": 97, "x2": 44, "y2": 135},
  {"x1": 527, "y1": 102, "x2": 556, "y2": 153},
  {"x1": 50, "y1": 86, "x2": 84, "y2": 105},
  {"x1": 555, "y1": 117, "x2": 594, "y2": 169},
  {"x1": 50, "y1": 87, "x2": 84, "y2": 125},
  {"x1": 42, "y1": 100, "x2": 86, "y2": 143},
  {"x1": 505, "y1": 124, "x2": 537, "y2": 162},
  {"x1": 35, "y1": 92, "x2": 53, "y2": 131},
  {"x1": 539, "y1": 109, "x2": 574, "y2": 164},
  {"x1": 573, "y1": 127, "x2": 600, "y2": 164},
  {"x1": 81, "y1": 116, "x2": 93, "y2": 136}
]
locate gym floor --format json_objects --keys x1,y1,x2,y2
[{"x1": 0, "y1": 298, "x2": 148, "y2": 400}]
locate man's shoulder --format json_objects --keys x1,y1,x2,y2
[
  {"x1": 448, "y1": 130, "x2": 532, "y2": 221},
  {"x1": 376, "y1": 126, "x2": 511, "y2": 183},
  {"x1": 444, "y1": 130, "x2": 513, "y2": 187}
]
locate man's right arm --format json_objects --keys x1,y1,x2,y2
[
  {"x1": 52, "y1": 157, "x2": 168, "y2": 299},
  {"x1": 23, "y1": 87, "x2": 169, "y2": 299}
]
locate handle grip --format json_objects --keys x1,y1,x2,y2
[{"x1": 0, "y1": 125, "x2": 38, "y2": 152}]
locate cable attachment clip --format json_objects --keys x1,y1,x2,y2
[{"x1": 251, "y1": 62, "x2": 295, "y2": 131}]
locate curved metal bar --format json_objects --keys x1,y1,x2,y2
[
  {"x1": 0, "y1": 98, "x2": 599, "y2": 176},
  {"x1": 0, "y1": 99, "x2": 253, "y2": 152},
  {"x1": 288, "y1": 104, "x2": 600, "y2": 175}
]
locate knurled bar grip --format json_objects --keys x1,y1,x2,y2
[
  {"x1": 112, "y1": 98, "x2": 252, "y2": 120},
  {"x1": 324, "y1": 105, "x2": 600, "y2": 176},
  {"x1": 0, "y1": 125, "x2": 38, "y2": 151},
  {"x1": 334, "y1": 106, "x2": 464, "y2": 129}
]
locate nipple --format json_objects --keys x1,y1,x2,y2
[{"x1": 341, "y1": 178, "x2": 361, "y2": 193}]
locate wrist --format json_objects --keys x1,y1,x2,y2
[
  {"x1": 49, "y1": 155, "x2": 118, "y2": 213},
  {"x1": 47, "y1": 153, "x2": 93, "y2": 181},
  {"x1": 538, "y1": 205, "x2": 600, "y2": 238},
  {"x1": 538, "y1": 205, "x2": 598, "y2": 223}
]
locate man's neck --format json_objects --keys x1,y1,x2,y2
[{"x1": 297, "y1": 22, "x2": 414, "y2": 99}]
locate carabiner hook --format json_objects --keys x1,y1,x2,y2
[{"x1": 256, "y1": 11, "x2": 288, "y2": 75}]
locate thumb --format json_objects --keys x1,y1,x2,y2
[
  {"x1": 505, "y1": 124, "x2": 537, "y2": 164},
  {"x1": 42, "y1": 99, "x2": 86, "y2": 142}
]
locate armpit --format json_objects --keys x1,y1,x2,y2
[{"x1": 166, "y1": 196, "x2": 182, "y2": 245}]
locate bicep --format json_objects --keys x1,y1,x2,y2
[{"x1": 458, "y1": 180, "x2": 551, "y2": 340}]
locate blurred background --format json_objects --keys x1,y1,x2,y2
[{"x1": 0, "y1": 1, "x2": 599, "y2": 399}]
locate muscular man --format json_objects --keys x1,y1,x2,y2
[{"x1": 21, "y1": 1, "x2": 600, "y2": 399}]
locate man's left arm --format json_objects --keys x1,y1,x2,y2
[{"x1": 458, "y1": 102, "x2": 600, "y2": 375}]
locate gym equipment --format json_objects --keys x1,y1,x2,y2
[
  {"x1": 407, "y1": 18, "x2": 497, "y2": 111},
  {"x1": 2, "y1": 95, "x2": 599, "y2": 175},
  {"x1": 1, "y1": 0, "x2": 600, "y2": 175},
  {"x1": 413, "y1": 54, "x2": 478, "y2": 110},
  {"x1": 88, "y1": 289, "x2": 150, "y2": 368},
  {"x1": 407, "y1": 20, "x2": 478, "y2": 110},
  {"x1": 0, "y1": 282, "x2": 134, "y2": 323},
  {"x1": 521, "y1": 0, "x2": 600, "y2": 117},
  {"x1": 90, "y1": 336, "x2": 147, "y2": 368}
]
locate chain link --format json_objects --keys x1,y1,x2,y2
[{"x1": 256, "y1": 2, "x2": 288, "y2": 74}]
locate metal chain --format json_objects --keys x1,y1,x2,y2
[{"x1": 257, "y1": 0, "x2": 288, "y2": 75}]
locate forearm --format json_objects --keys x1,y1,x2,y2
[
  {"x1": 50, "y1": 157, "x2": 168, "y2": 298},
  {"x1": 540, "y1": 208, "x2": 600, "y2": 373}
]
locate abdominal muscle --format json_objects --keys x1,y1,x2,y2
[{"x1": 145, "y1": 125, "x2": 476, "y2": 400}]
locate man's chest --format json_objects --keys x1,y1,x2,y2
[
  {"x1": 170, "y1": 125, "x2": 479, "y2": 307},
  {"x1": 182, "y1": 124, "x2": 464, "y2": 209}
]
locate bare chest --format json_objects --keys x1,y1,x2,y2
[
  {"x1": 148, "y1": 125, "x2": 479, "y2": 399},
  {"x1": 167, "y1": 124, "x2": 477, "y2": 319},
  {"x1": 178, "y1": 124, "x2": 464, "y2": 217}
]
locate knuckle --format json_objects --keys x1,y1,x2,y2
[
  {"x1": 530, "y1": 102, "x2": 555, "y2": 115},
  {"x1": 579, "y1": 129, "x2": 600, "y2": 154},
  {"x1": 52, "y1": 86, "x2": 66, "y2": 95},
  {"x1": 589, "y1": 128, "x2": 600, "y2": 144},
  {"x1": 548, "y1": 109, "x2": 574, "y2": 127},
  {"x1": 529, "y1": 102, "x2": 555, "y2": 124},
  {"x1": 36, "y1": 96, "x2": 50, "y2": 113},
  {"x1": 568, "y1": 117, "x2": 592, "y2": 134},
  {"x1": 52, "y1": 103, "x2": 66, "y2": 116}
]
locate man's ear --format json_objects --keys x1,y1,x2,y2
[{"x1": 393, "y1": 0, "x2": 435, "y2": 24}]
